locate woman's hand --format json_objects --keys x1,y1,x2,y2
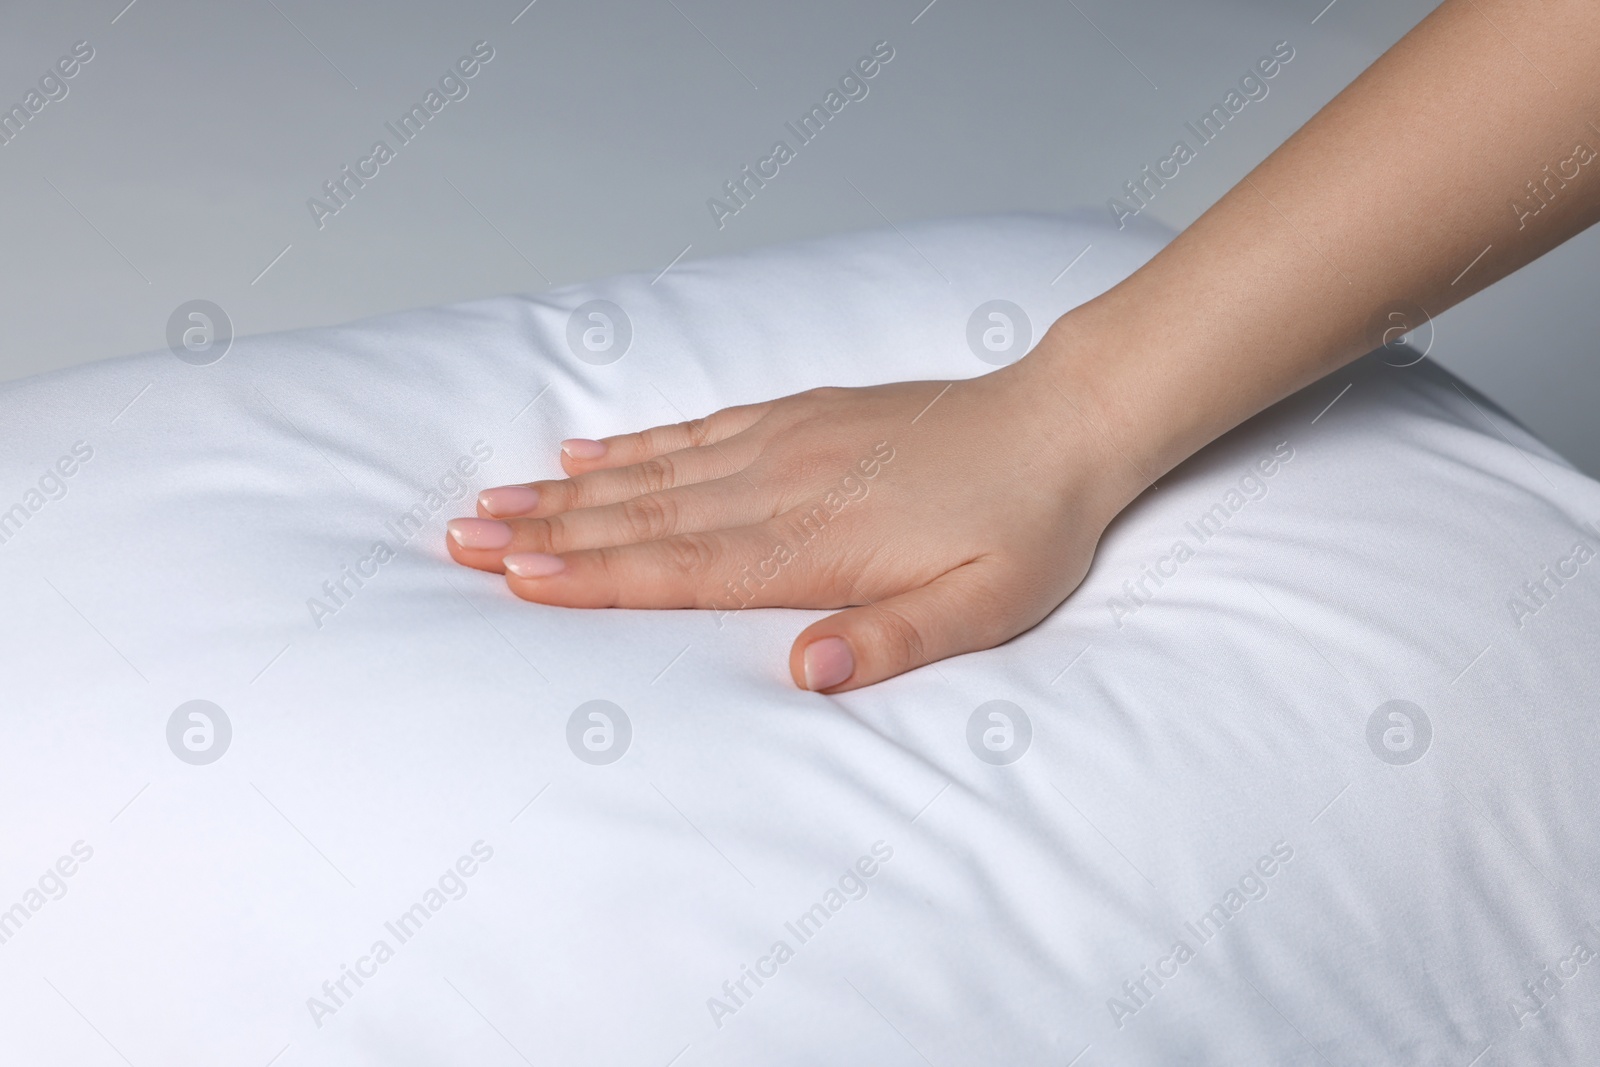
[
  {"x1": 446, "y1": 333, "x2": 1139, "y2": 692},
  {"x1": 443, "y1": 0, "x2": 1600, "y2": 694}
]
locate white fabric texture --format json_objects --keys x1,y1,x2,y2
[{"x1": 2, "y1": 212, "x2": 1599, "y2": 1066}]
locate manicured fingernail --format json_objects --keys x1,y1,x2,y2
[
  {"x1": 478, "y1": 485, "x2": 540, "y2": 517},
  {"x1": 802, "y1": 637, "x2": 855, "y2": 691},
  {"x1": 447, "y1": 517, "x2": 514, "y2": 550},
  {"x1": 503, "y1": 552, "x2": 566, "y2": 578},
  {"x1": 561, "y1": 438, "x2": 607, "y2": 460}
]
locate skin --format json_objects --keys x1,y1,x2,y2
[{"x1": 449, "y1": 0, "x2": 1600, "y2": 693}]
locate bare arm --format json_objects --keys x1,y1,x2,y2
[{"x1": 1040, "y1": 0, "x2": 1600, "y2": 505}]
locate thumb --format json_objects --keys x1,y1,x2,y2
[{"x1": 788, "y1": 561, "x2": 1027, "y2": 692}]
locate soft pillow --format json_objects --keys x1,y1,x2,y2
[{"x1": 3, "y1": 212, "x2": 1598, "y2": 1066}]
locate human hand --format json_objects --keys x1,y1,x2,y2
[{"x1": 446, "y1": 335, "x2": 1139, "y2": 692}]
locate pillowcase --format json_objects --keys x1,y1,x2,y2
[{"x1": 2, "y1": 211, "x2": 1598, "y2": 1065}]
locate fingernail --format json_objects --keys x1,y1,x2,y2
[
  {"x1": 802, "y1": 637, "x2": 855, "y2": 691},
  {"x1": 503, "y1": 552, "x2": 566, "y2": 578},
  {"x1": 561, "y1": 438, "x2": 607, "y2": 460},
  {"x1": 478, "y1": 485, "x2": 540, "y2": 517},
  {"x1": 447, "y1": 517, "x2": 514, "y2": 550}
]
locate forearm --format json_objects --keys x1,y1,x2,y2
[{"x1": 1030, "y1": 0, "x2": 1600, "y2": 500}]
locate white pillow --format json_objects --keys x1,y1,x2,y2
[{"x1": 3, "y1": 212, "x2": 1599, "y2": 1066}]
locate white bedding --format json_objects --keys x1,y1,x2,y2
[{"x1": 2, "y1": 212, "x2": 1599, "y2": 1066}]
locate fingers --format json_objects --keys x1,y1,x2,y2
[
  {"x1": 499, "y1": 525, "x2": 820, "y2": 609},
  {"x1": 559, "y1": 402, "x2": 769, "y2": 476},
  {"x1": 449, "y1": 476, "x2": 776, "y2": 570},
  {"x1": 787, "y1": 561, "x2": 1025, "y2": 693},
  {"x1": 478, "y1": 444, "x2": 742, "y2": 519}
]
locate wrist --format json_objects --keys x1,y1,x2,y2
[
  {"x1": 1009, "y1": 299, "x2": 1178, "y2": 512},
  {"x1": 1017, "y1": 267, "x2": 1312, "y2": 504},
  {"x1": 994, "y1": 308, "x2": 1164, "y2": 525}
]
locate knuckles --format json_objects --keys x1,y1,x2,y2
[
  {"x1": 533, "y1": 478, "x2": 578, "y2": 513},
  {"x1": 633, "y1": 456, "x2": 676, "y2": 495},
  {"x1": 662, "y1": 532, "x2": 720, "y2": 575},
  {"x1": 514, "y1": 515, "x2": 561, "y2": 553},
  {"x1": 864, "y1": 603, "x2": 930, "y2": 669},
  {"x1": 682, "y1": 415, "x2": 714, "y2": 447},
  {"x1": 619, "y1": 493, "x2": 676, "y2": 542}
]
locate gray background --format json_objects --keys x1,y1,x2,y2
[{"x1": 2, "y1": 0, "x2": 1595, "y2": 471}]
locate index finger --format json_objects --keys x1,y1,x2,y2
[{"x1": 560, "y1": 400, "x2": 770, "y2": 474}]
